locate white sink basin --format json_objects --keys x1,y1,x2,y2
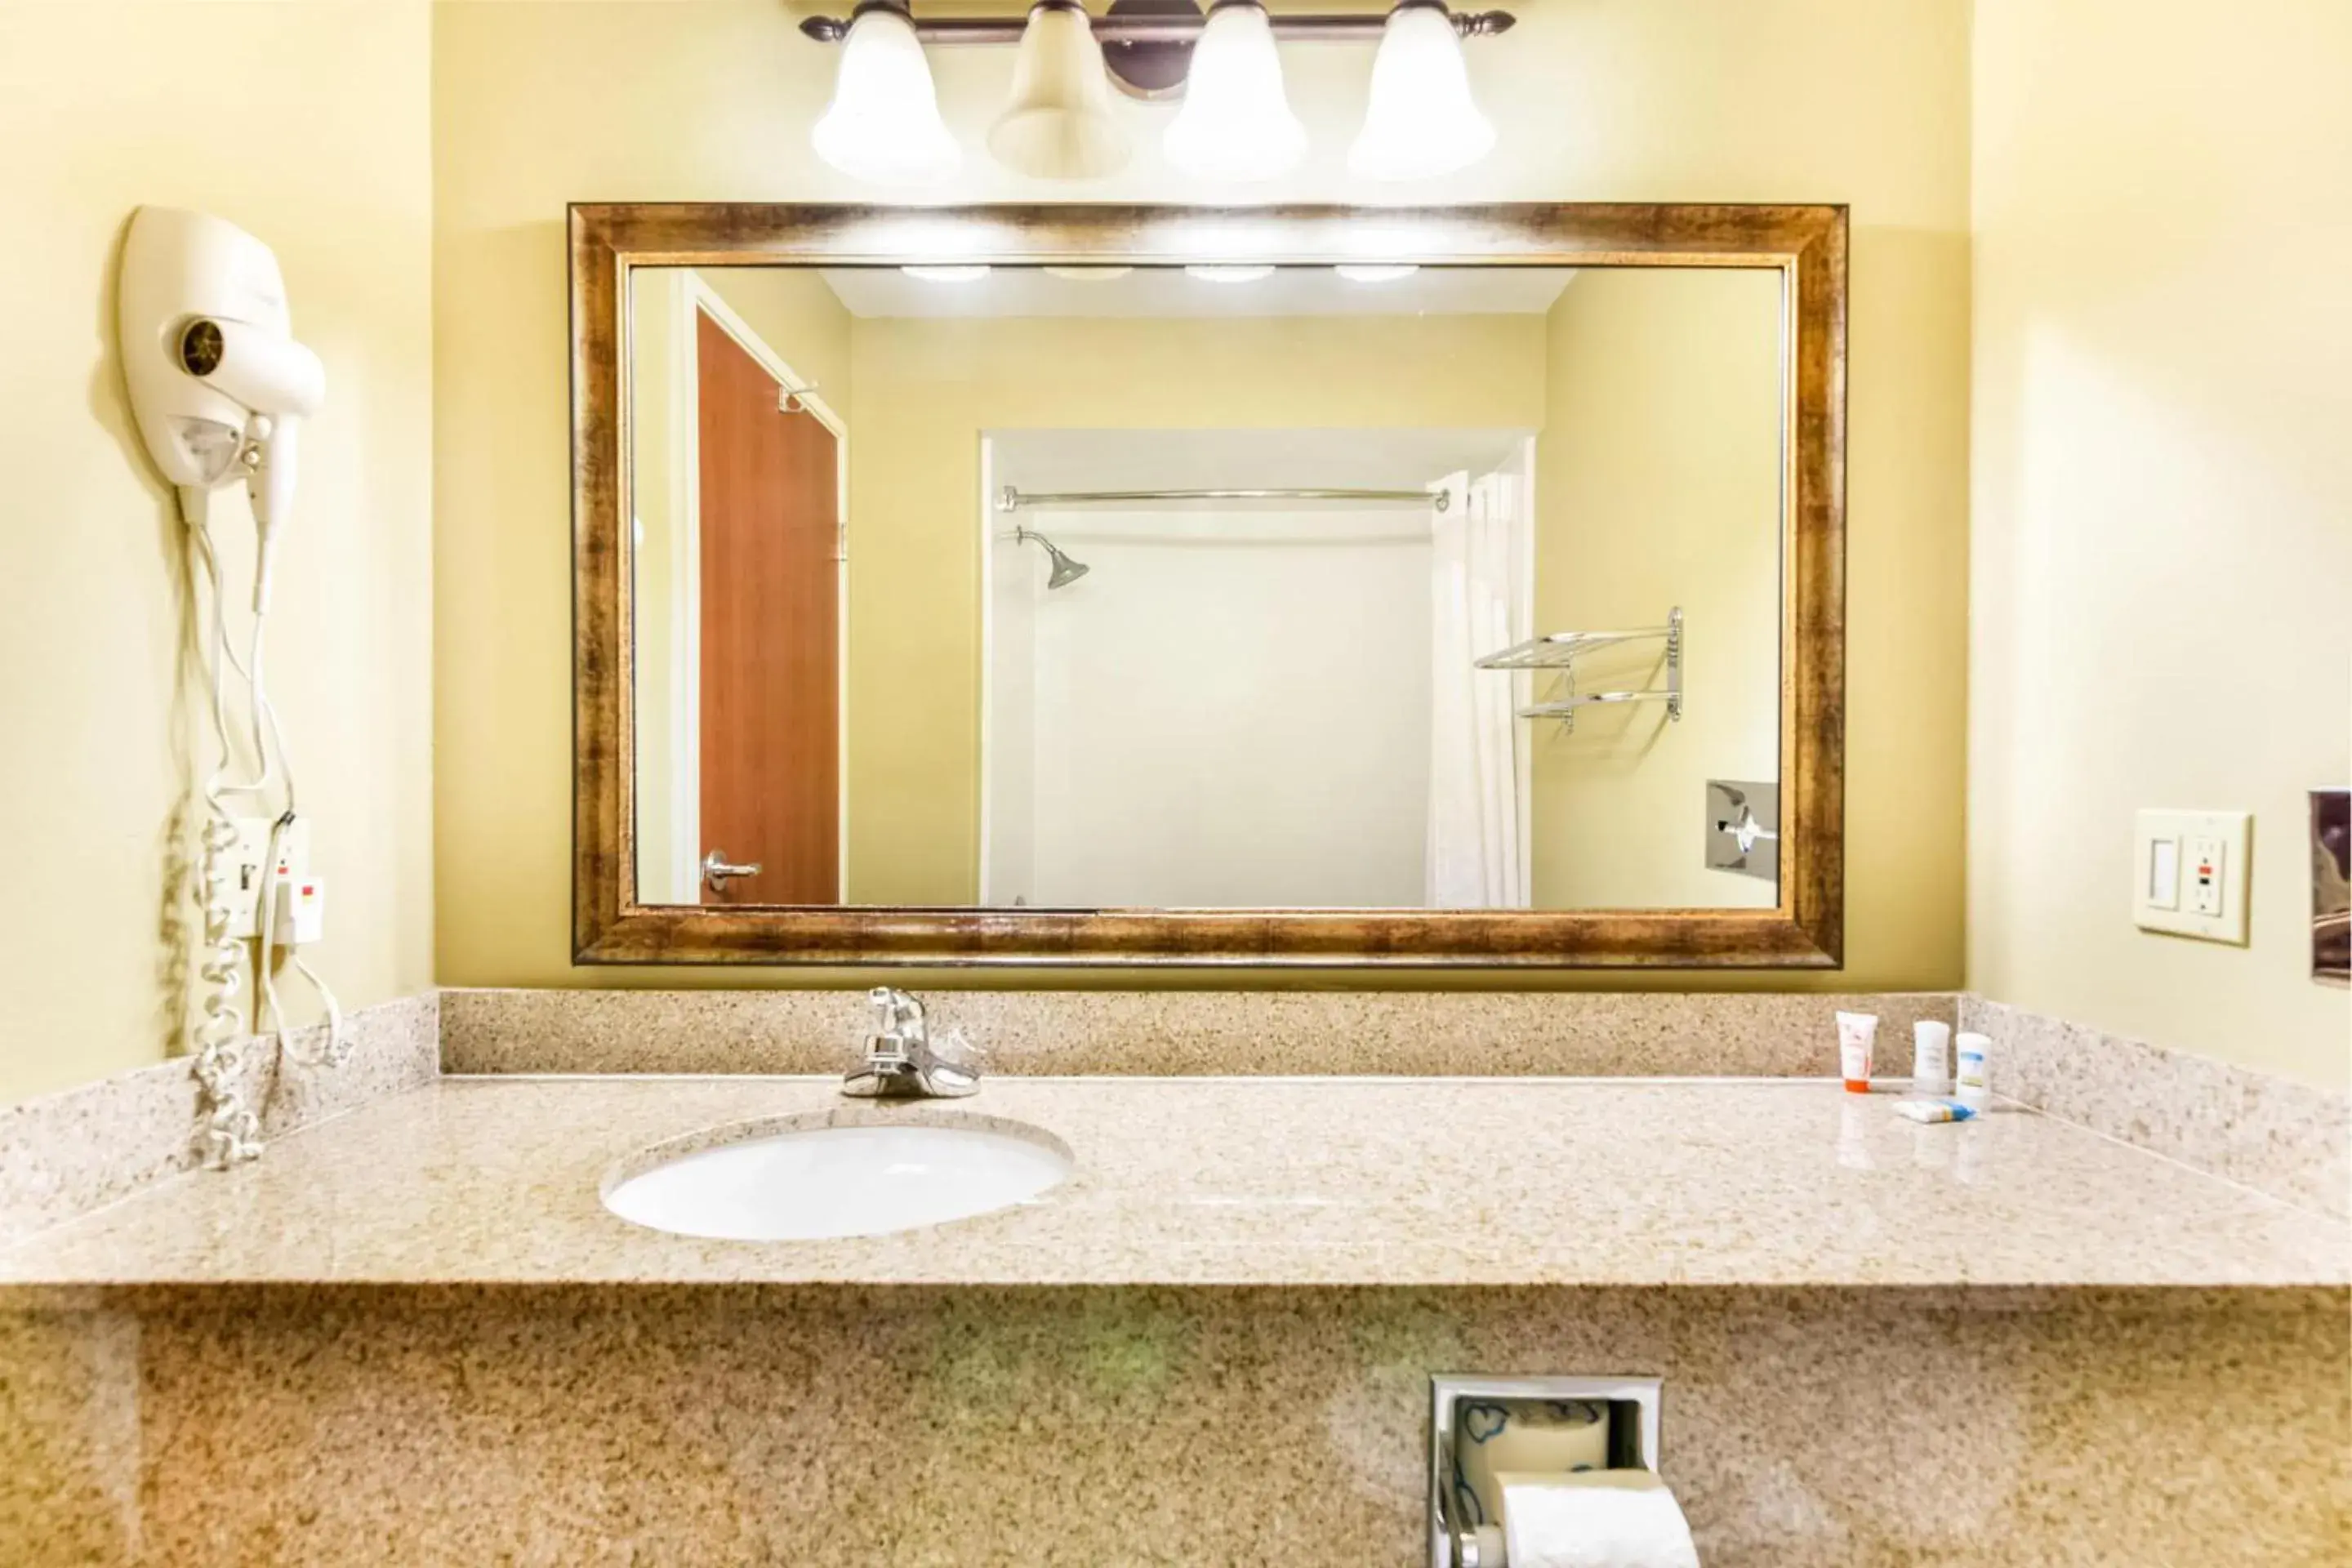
[{"x1": 601, "y1": 1111, "x2": 1072, "y2": 1242}]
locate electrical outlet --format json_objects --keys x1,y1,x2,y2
[
  {"x1": 216, "y1": 816, "x2": 310, "y2": 939},
  {"x1": 2186, "y1": 835, "x2": 2227, "y2": 916},
  {"x1": 2133, "y1": 809, "x2": 2249, "y2": 945},
  {"x1": 272, "y1": 874, "x2": 327, "y2": 946}
]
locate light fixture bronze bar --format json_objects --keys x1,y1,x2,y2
[{"x1": 798, "y1": 9, "x2": 1517, "y2": 47}]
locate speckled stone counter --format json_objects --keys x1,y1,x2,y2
[
  {"x1": 2, "y1": 1077, "x2": 2344, "y2": 1564},
  {"x1": 2, "y1": 1076, "x2": 2343, "y2": 1289}
]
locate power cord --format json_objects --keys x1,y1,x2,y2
[{"x1": 187, "y1": 504, "x2": 346, "y2": 1168}]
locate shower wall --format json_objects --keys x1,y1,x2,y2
[
  {"x1": 984, "y1": 510, "x2": 1432, "y2": 909},
  {"x1": 850, "y1": 315, "x2": 1546, "y2": 903}
]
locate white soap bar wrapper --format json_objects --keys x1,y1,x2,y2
[{"x1": 1894, "y1": 1098, "x2": 1976, "y2": 1123}]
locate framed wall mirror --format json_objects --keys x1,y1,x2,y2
[{"x1": 572, "y1": 203, "x2": 1846, "y2": 967}]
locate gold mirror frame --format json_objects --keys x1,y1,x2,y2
[{"x1": 572, "y1": 203, "x2": 1846, "y2": 969}]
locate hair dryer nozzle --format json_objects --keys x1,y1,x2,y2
[{"x1": 180, "y1": 317, "x2": 325, "y2": 419}]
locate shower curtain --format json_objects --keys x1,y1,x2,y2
[{"x1": 1426, "y1": 468, "x2": 1531, "y2": 908}]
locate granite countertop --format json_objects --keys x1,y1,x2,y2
[{"x1": 2, "y1": 1076, "x2": 2343, "y2": 1290}]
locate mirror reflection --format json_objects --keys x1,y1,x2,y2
[{"x1": 628, "y1": 263, "x2": 1784, "y2": 911}]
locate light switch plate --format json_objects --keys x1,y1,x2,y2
[{"x1": 2134, "y1": 809, "x2": 2250, "y2": 944}]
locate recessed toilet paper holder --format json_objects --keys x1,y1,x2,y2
[{"x1": 1429, "y1": 1374, "x2": 1666, "y2": 1568}]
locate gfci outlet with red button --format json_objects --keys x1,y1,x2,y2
[{"x1": 2133, "y1": 809, "x2": 2251, "y2": 945}]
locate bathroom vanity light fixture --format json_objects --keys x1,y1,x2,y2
[
  {"x1": 1163, "y1": 2, "x2": 1306, "y2": 181},
  {"x1": 1186, "y1": 263, "x2": 1276, "y2": 282},
  {"x1": 901, "y1": 263, "x2": 993, "y2": 280},
  {"x1": 801, "y1": 2, "x2": 1513, "y2": 184},
  {"x1": 1348, "y1": 0, "x2": 1495, "y2": 180},
  {"x1": 1335, "y1": 262, "x2": 1419, "y2": 281},
  {"x1": 811, "y1": 1, "x2": 962, "y2": 186},
  {"x1": 991, "y1": 1, "x2": 1133, "y2": 179}
]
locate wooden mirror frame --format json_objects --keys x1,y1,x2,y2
[{"x1": 572, "y1": 203, "x2": 1846, "y2": 969}]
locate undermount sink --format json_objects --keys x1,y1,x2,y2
[{"x1": 601, "y1": 1110, "x2": 1073, "y2": 1242}]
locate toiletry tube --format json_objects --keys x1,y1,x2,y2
[
  {"x1": 1893, "y1": 1098, "x2": 1976, "y2": 1124},
  {"x1": 1911, "y1": 1020, "x2": 1952, "y2": 1095},
  {"x1": 1955, "y1": 1031, "x2": 1992, "y2": 1111},
  {"x1": 1836, "y1": 1012, "x2": 1878, "y2": 1093}
]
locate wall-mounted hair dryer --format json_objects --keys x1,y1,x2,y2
[
  {"x1": 118, "y1": 206, "x2": 324, "y2": 609},
  {"x1": 117, "y1": 206, "x2": 346, "y2": 1166}
]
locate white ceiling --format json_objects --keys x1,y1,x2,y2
[
  {"x1": 817, "y1": 265, "x2": 1576, "y2": 319},
  {"x1": 991, "y1": 427, "x2": 1531, "y2": 501}
]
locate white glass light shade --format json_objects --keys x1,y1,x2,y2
[
  {"x1": 811, "y1": 4, "x2": 960, "y2": 187},
  {"x1": 1347, "y1": 2, "x2": 1496, "y2": 182},
  {"x1": 1336, "y1": 263, "x2": 1419, "y2": 282},
  {"x1": 988, "y1": 2, "x2": 1132, "y2": 180},
  {"x1": 901, "y1": 265, "x2": 992, "y2": 282},
  {"x1": 1163, "y1": 2, "x2": 1307, "y2": 182},
  {"x1": 1186, "y1": 264, "x2": 1275, "y2": 283}
]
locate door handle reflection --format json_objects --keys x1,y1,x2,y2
[{"x1": 702, "y1": 849, "x2": 764, "y2": 890}]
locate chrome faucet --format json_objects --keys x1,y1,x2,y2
[{"x1": 843, "y1": 987, "x2": 978, "y2": 1099}]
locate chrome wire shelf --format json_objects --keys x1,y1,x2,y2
[{"x1": 1478, "y1": 608, "x2": 1682, "y2": 728}]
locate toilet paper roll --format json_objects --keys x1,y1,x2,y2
[{"x1": 1499, "y1": 1471, "x2": 1700, "y2": 1568}]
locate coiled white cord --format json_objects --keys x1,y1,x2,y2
[{"x1": 188, "y1": 513, "x2": 346, "y2": 1168}]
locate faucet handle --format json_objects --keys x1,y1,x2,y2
[
  {"x1": 929, "y1": 1024, "x2": 978, "y2": 1071},
  {"x1": 866, "y1": 986, "x2": 924, "y2": 1043},
  {"x1": 844, "y1": 988, "x2": 978, "y2": 1099}
]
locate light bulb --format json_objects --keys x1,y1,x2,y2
[
  {"x1": 1186, "y1": 264, "x2": 1276, "y2": 283},
  {"x1": 900, "y1": 265, "x2": 992, "y2": 282},
  {"x1": 1164, "y1": 2, "x2": 1307, "y2": 182},
  {"x1": 811, "y1": 2, "x2": 961, "y2": 187},
  {"x1": 989, "y1": 1, "x2": 1131, "y2": 180},
  {"x1": 1348, "y1": 2, "x2": 1496, "y2": 182},
  {"x1": 1336, "y1": 264, "x2": 1420, "y2": 283}
]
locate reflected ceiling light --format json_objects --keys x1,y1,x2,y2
[
  {"x1": 1336, "y1": 263, "x2": 1420, "y2": 282},
  {"x1": 1043, "y1": 265, "x2": 1136, "y2": 280},
  {"x1": 901, "y1": 264, "x2": 992, "y2": 281},
  {"x1": 988, "y1": 1, "x2": 1133, "y2": 180},
  {"x1": 1186, "y1": 264, "x2": 1276, "y2": 283},
  {"x1": 1164, "y1": 2, "x2": 1307, "y2": 182},
  {"x1": 1348, "y1": 1, "x2": 1497, "y2": 181},
  {"x1": 810, "y1": 2, "x2": 961, "y2": 187}
]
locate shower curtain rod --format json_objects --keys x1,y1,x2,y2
[{"x1": 996, "y1": 485, "x2": 1448, "y2": 513}]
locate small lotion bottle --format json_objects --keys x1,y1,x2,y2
[
  {"x1": 1835, "y1": 1011, "x2": 1878, "y2": 1094},
  {"x1": 1911, "y1": 1020, "x2": 1952, "y2": 1096},
  {"x1": 1955, "y1": 1031, "x2": 1992, "y2": 1111}
]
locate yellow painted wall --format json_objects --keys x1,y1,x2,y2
[
  {"x1": 0, "y1": 0, "x2": 434, "y2": 1103},
  {"x1": 1968, "y1": 0, "x2": 2352, "y2": 1085},
  {"x1": 844, "y1": 311, "x2": 1546, "y2": 904},
  {"x1": 1531, "y1": 270, "x2": 1785, "y2": 911},
  {"x1": 433, "y1": 0, "x2": 1971, "y2": 991}
]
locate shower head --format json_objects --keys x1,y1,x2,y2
[{"x1": 1016, "y1": 527, "x2": 1090, "y2": 590}]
